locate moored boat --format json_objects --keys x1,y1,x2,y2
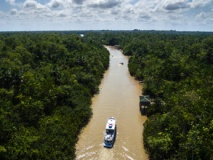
[{"x1": 103, "y1": 117, "x2": 116, "y2": 148}]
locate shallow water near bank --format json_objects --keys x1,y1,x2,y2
[{"x1": 75, "y1": 46, "x2": 148, "y2": 160}]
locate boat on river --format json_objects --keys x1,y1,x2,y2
[{"x1": 103, "y1": 117, "x2": 116, "y2": 148}]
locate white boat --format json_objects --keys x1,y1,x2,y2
[{"x1": 103, "y1": 117, "x2": 116, "y2": 148}]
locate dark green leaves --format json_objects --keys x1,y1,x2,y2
[{"x1": 0, "y1": 32, "x2": 109, "y2": 159}]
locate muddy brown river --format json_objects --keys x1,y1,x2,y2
[{"x1": 75, "y1": 46, "x2": 148, "y2": 160}]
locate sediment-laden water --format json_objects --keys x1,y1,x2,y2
[{"x1": 75, "y1": 46, "x2": 148, "y2": 160}]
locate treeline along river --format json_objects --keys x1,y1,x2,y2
[
  {"x1": 0, "y1": 32, "x2": 109, "y2": 159},
  {"x1": 0, "y1": 31, "x2": 212, "y2": 160}
]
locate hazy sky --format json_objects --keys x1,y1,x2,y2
[{"x1": 0, "y1": 0, "x2": 213, "y2": 31}]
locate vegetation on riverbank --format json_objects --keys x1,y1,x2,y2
[
  {"x1": 0, "y1": 32, "x2": 109, "y2": 159},
  {"x1": 1, "y1": 30, "x2": 212, "y2": 159},
  {"x1": 125, "y1": 32, "x2": 213, "y2": 160},
  {"x1": 84, "y1": 30, "x2": 213, "y2": 159}
]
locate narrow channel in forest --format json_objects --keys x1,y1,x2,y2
[{"x1": 76, "y1": 46, "x2": 148, "y2": 160}]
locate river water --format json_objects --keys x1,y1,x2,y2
[{"x1": 75, "y1": 46, "x2": 148, "y2": 160}]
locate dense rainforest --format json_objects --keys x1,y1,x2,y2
[
  {"x1": 1, "y1": 30, "x2": 212, "y2": 160},
  {"x1": 0, "y1": 32, "x2": 109, "y2": 159},
  {"x1": 91, "y1": 30, "x2": 212, "y2": 160}
]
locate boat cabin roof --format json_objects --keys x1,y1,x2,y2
[
  {"x1": 106, "y1": 118, "x2": 116, "y2": 130},
  {"x1": 139, "y1": 95, "x2": 151, "y2": 106}
]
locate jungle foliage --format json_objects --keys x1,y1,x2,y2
[
  {"x1": 85, "y1": 30, "x2": 213, "y2": 159},
  {"x1": 0, "y1": 32, "x2": 109, "y2": 159},
  {"x1": 1, "y1": 30, "x2": 212, "y2": 159},
  {"x1": 122, "y1": 31, "x2": 213, "y2": 160}
]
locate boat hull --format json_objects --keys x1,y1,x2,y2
[{"x1": 103, "y1": 142, "x2": 114, "y2": 148}]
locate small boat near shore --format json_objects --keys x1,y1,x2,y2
[{"x1": 103, "y1": 117, "x2": 116, "y2": 148}]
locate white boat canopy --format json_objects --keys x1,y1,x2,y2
[{"x1": 105, "y1": 117, "x2": 116, "y2": 130}]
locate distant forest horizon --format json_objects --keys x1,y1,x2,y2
[{"x1": 1, "y1": 29, "x2": 213, "y2": 33}]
